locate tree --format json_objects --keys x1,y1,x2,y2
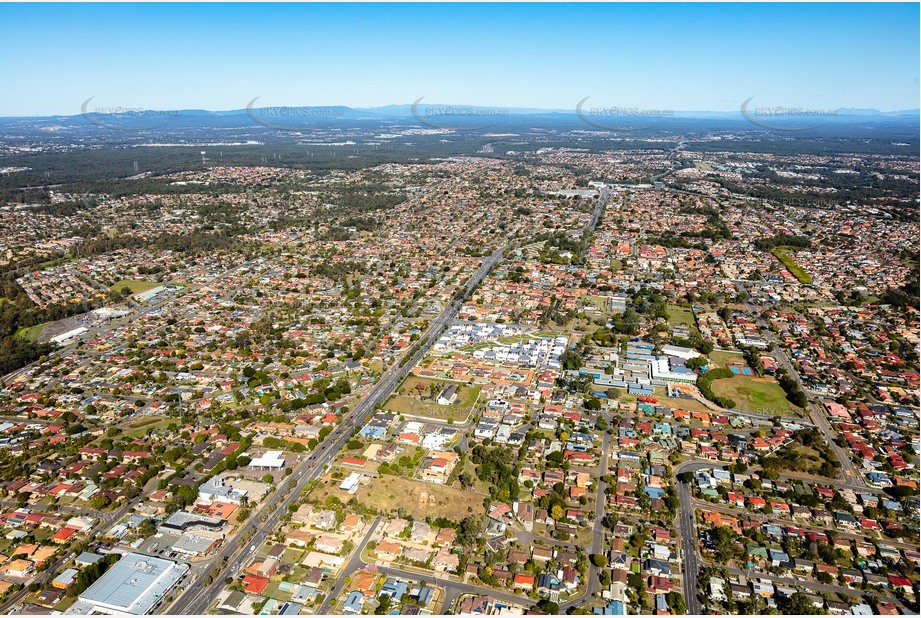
[
  {"x1": 667, "y1": 592, "x2": 686, "y2": 614},
  {"x1": 551, "y1": 504, "x2": 563, "y2": 521},
  {"x1": 628, "y1": 572, "x2": 644, "y2": 589},
  {"x1": 779, "y1": 592, "x2": 827, "y2": 615},
  {"x1": 375, "y1": 595, "x2": 392, "y2": 615},
  {"x1": 590, "y1": 554, "x2": 608, "y2": 568},
  {"x1": 600, "y1": 570, "x2": 612, "y2": 587},
  {"x1": 89, "y1": 494, "x2": 111, "y2": 510},
  {"x1": 137, "y1": 518, "x2": 156, "y2": 537}
]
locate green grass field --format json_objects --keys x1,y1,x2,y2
[
  {"x1": 707, "y1": 349, "x2": 746, "y2": 368},
  {"x1": 709, "y1": 375, "x2": 802, "y2": 416},
  {"x1": 771, "y1": 247, "x2": 813, "y2": 284},
  {"x1": 14, "y1": 324, "x2": 44, "y2": 342},
  {"x1": 385, "y1": 376, "x2": 480, "y2": 421},
  {"x1": 665, "y1": 304, "x2": 699, "y2": 333},
  {"x1": 119, "y1": 415, "x2": 173, "y2": 437},
  {"x1": 110, "y1": 279, "x2": 162, "y2": 294}
]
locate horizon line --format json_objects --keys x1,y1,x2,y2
[{"x1": 1, "y1": 102, "x2": 919, "y2": 119}]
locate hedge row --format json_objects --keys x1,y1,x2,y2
[{"x1": 698, "y1": 367, "x2": 737, "y2": 409}]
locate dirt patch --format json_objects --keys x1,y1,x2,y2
[{"x1": 316, "y1": 475, "x2": 487, "y2": 521}]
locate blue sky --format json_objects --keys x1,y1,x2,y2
[{"x1": 0, "y1": 3, "x2": 918, "y2": 116}]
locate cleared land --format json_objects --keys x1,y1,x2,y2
[
  {"x1": 710, "y1": 375, "x2": 802, "y2": 416},
  {"x1": 651, "y1": 389, "x2": 717, "y2": 414},
  {"x1": 385, "y1": 376, "x2": 480, "y2": 422},
  {"x1": 110, "y1": 279, "x2": 162, "y2": 294},
  {"x1": 314, "y1": 475, "x2": 487, "y2": 521},
  {"x1": 771, "y1": 247, "x2": 813, "y2": 284}
]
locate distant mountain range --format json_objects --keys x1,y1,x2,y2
[
  {"x1": 0, "y1": 104, "x2": 916, "y2": 134},
  {"x1": 0, "y1": 103, "x2": 917, "y2": 122}
]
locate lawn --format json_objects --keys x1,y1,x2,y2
[
  {"x1": 707, "y1": 349, "x2": 746, "y2": 369},
  {"x1": 771, "y1": 247, "x2": 813, "y2": 284},
  {"x1": 665, "y1": 304, "x2": 699, "y2": 334},
  {"x1": 385, "y1": 376, "x2": 480, "y2": 422},
  {"x1": 709, "y1": 375, "x2": 802, "y2": 417},
  {"x1": 14, "y1": 323, "x2": 45, "y2": 342},
  {"x1": 581, "y1": 295, "x2": 610, "y2": 313},
  {"x1": 110, "y1": 279, "x2": 162, "y2": 294},
  {"x1": 119, "y1": 415, "x2": 173, "y2": 437}
]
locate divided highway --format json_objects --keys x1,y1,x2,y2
[
  {"x1": 166, "y1": 246, "x2": 505, "y2": 614},
  {"x1": 0, "y1": 477, "x2": 160, "y2": 614},
  {"x1": 674, "y1": 460, "x2": 717, "y2": 616}
]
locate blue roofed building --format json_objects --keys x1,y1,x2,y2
[
  {"x1": 416, "y1": 586, "x2": 434, "y2": 607},
  {"x1": 594, "y1": 600, "x2": 626, "y2": 615},
  {"x1": 360, "y1": 425, "x2": 388, "y2": 440},
  {"x1": 278, "y1": 601, "x2": 303, "y2": 615},
  {"x1": 343, "y1": 591, "x2": 365, "y2": 614},
  {"x1": 379, "y1": 578, "x2": 408, "y2": 603}
]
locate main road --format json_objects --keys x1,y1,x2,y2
[
  {"x1": 166, "y1": 246, "x2": 506, "y2": 614},
  {"x1": 0, "y1": 477, "x2": 160, "y2": 614},
  {"x1": 674, "y1": 459, "x2": 721, "y2": 616},
  {"x1": 733, "y1": 281, "x2": 864, "y2": 489},
  {"x1": 577, "y1": 188, "x2": 611, "y2": 264}
]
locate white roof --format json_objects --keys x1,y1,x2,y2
[{"x1": 249, "y1": 450, "x2": 285, "y2": 468}]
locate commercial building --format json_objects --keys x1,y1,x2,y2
[
  {"x1": 51, "y1": 327, "x2": 88, "y2": 345},
  {"x1": 248, "y1": 450, "x2": 286, "y2": 470},
  {"x1": 66, "y1": 553, "x2": 188, "y2": 615}
]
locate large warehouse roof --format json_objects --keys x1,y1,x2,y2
[{"x1": 67, "y1": 553, "x2": 187, "y2": 615}]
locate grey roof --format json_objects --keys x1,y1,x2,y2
[
  {"x1": 69, "y1": 553, "x2": 188, "y2": 615},
  {"x1": 75, "y1": 552, "x2": 104, "y2": 565},
  {"x1": 161, "y1": 510, "x2": 224, "y2": 532},
  {"x1": 171, "y1": 533, "x2": 219, "y2": 555}
]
